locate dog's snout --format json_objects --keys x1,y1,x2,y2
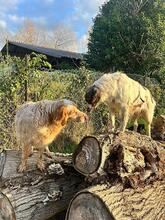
[
  {"x1": 87, "y1": 105, "x2": 93, "y2": 112},
  {"x1": 78, "y1": 113, "x2": 89, "y2": 123},
  {"x1": 84, "y1": 114, "x2": 89, "y2": 121}
]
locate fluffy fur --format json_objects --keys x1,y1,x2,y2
[
  {"x1": 85, "y1": 71, "x2": 156, "y2": 136},
  {"x1": 15, "y1": 99, "x2": 88, "y2": 172}
]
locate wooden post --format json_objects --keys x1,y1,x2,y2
[
  {"x1": 6, "y1": 38, "x2": 9, "y2": 58},
  {"x1": 24, "y1": 55, "x2": 28, "y2": 102}
]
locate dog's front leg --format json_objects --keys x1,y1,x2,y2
[
  {"x1": 18, "y1": 145, "x2": 33, "y2": 172},
  {"x1": 145, "y1": 122, "x2": 151, "y2": 137},
  {"x1": 120, "y1": 107, "x2": 129, "y2": 132},
  {"x1": 37, "y1": 148, "x2": 45, "y2": 171},
  {"x1": 45, "y1": 146, "x2": 55, "y2": 158},
  {"x1": 109, "y1": 112, "x2": 116, "y2": 132}
]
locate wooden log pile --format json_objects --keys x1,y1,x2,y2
[
  {"x1": 152, "y1": 115, "x2": 165, "y2": 142},
  {"x1": 0, "y1": 150, "x2": 85, "y2": 220},
  {"x1": 0, "y1": 130, "x2": 165, "y2": 220},
  {"x1": 68, "y1": 131, "x2": 165, "y2": 220}
]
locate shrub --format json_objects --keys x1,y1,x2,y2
[{"x1": 0, "y1": 55, "x2": 164, "y2": 153}]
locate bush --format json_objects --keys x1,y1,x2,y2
[{"x1": 0, "y1": 54, "x2": 164, "y2": 153}]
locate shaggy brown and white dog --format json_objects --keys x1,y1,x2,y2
[
  {"x1": 85, "y1": 71, "x2": 156, "y2": 137},
  {"x1": 15, "y1": 99, "x2": 88, "y2": 172}
]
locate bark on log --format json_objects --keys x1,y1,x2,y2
[
  {"x1": 152, "y1": 115, "x2": 165, "y2": 142},
  {"x1": 0, "y1": 150, "x2": 85, "y2": 220},
  {"x1": 73, "y1": 131, "x2": 165, "y2": 188},
  {"x1": 66, "y1": 181, "x2": 165, "y2": 220}
]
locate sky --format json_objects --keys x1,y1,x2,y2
[{"x1": 0, "y1": 0, "x2": 107, "y2": 52}]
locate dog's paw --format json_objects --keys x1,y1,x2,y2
[
  {"x1": 37, "y1": 161, "x2": 45, "y2": 171},
  {"x1": 17, "y1": 163, "x2": 27, "y2": 173},
  {"x1": 45, "y1": 151, "x2": 55, "y2": 158}
]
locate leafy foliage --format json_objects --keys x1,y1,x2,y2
[
  {"x1": 0, "y1": 53, "x2": 164, "y2": 152},
  {"x1": 0, "y1": 55, "x2": 103, "y2": 151},
  {"x1": 86, "y1": 0, "x2": 165, "y2": 75}
]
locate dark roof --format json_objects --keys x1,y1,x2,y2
[{"x1": 3, "y1": 41, "x2": 84, "y2": 60}]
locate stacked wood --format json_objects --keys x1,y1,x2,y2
[
  {"x1": 66, "y1": 181, "x2": 165, "y2": 220},
  {"x1": 0, "y1": 150, "x2": 85, "y2": 220},
  {"x1": 69, "y1": 131, "x2": 165, "y2": 220},
  {"x1": 73, "y1": 131, "x2": 165, "y2": 186},
  {"x1": 152, "y1": 115, "x2": 165, "y2": 142},
  {"x1": 1, "y1": 131, "x2": 165, "y2": 220}
]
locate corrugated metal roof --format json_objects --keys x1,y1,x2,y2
[{"x1": 5, "y1": 41, "x2": 84, "y2": 60}]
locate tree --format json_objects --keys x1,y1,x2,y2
[
  {"x1": 15, "y1": 20, "x2": 39, "y2": 45},
  {"x1": 0, "y1": 28, "x2": 11, "y2": 48},
  {"x1": 46, "y1": 23, "x2": 78, "y2": 52},
  {"x1": 86, "y1": 0, "x2": 165, "y2": 75},
  {"x1": 14, "y1": 20, "x2": 78, "y2": 52}
]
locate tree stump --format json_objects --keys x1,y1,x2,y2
[{"x1": 0, "y1": 150, "x2": 85, "y2": 220}]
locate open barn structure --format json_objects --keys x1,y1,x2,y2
[{"x1": 1, "y1": 41, "x2": 84, "y2": 69}]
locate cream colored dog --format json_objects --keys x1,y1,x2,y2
[
  {"x1": 85, "y1": 72, "x2": 156, "y2": 137},
  {"x1": 15, "y1": 99, "x2": 88, "y2": 172}
]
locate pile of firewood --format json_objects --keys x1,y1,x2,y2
[{"x1": 0, "y1": 130, "x2": 165, "y2": 220}]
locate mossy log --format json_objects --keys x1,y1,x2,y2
[{"x1": 0, "y1": 150, "x2": 85, "y2": 220}]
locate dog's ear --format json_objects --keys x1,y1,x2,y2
[
  {"x1": 85, "y1": 86, "x2": 99, "y2": 103},
  {"x1": 56, "y1": 106, "x2": 68, "y2": 126},
  {"x1": 92, "y1": 86, "x2": 98, "y2": 95}
]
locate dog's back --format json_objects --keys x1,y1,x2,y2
[{"x1": 94, "y1": 72, "x2": 155, "y2": 109}]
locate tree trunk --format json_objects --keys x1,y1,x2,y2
[
  {"x1": 66, "y1": 181, "x2": 165, "y2": 220},
  {"x1": 0, "y1": 150, "x2": 85, "y2": 220},
  {"x1": 73, "y1": 131, "x2": 165, "y2": 187},
  {"x1": 69, "y1": 131, "x2": 165, "y2": 220}
]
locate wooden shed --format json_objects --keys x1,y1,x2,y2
[{"x1": 1, "y1": 41, "x2": 84, "y2": 69}]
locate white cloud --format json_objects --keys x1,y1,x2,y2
[
  {"x1": 8, "y1": 14, "x2": 25, "y2": 24},
  {"x1": 0, "y1": 20, "x2": 7, "y2": 28},
  {"x1": 73, "y1": 0, "x2": 107, "y2": 24},
  {"x1": 0, "y1": 0, "x2": 22, "y2": 11},
  {"x1": 0, "y1": 0, "x2": 23, "y2": 32},
  {"x1": 8, "y1": 14, "x2": 47, "y2": 27},
  {"x1": 74, "y1": 0, "x2": 106, "y2": 14},
  {"x1": 32, "y1": 16, "x2": 47, "y2": 26},
  {"x1": 78, "y1": 33, "x2": 89, "y2": 53}
]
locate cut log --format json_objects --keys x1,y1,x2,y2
[
  {"x1": 152, "y1": 115, "x2": 165, "y2": 141},
  {"x1": 0, "y1": 149, "x2": 72, "y2": 182},
  {"x1": 0, "y1": 150, "x2": 85, "y2": 220},
  {"x1": 73, "y1": 131, "x2": 165, "y2": 187},
  {"x1": 70, "y1": 131, "x2": 165, "y2": 220},
  {"x1": 72, "y1": 136, "x2": 102, "y2": 175},
  {"x1": 66, "y1": 181, "x2": 165, "y2": 220},
  {"x1": 0, "y1": 192, "x2": 16, "y2": 220}
]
